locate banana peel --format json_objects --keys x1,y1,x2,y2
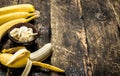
[{"x1": 0, "y1": 43, "x2": 65, "y2": 76}]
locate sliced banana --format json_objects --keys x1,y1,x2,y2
[{"x1": 10, "y1": 26, "x2": 37, "y2": 42}]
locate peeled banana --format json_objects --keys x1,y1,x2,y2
[
  {"x1": 0, "y1": 44, "x2": 65, "y2": 73},
  {"x1": 0, "y1": 4, "x2": 35, "y2": 15},
  {"x1": 0, "y1": 12, "x2": 35, "y2": 25},
  {"x1": 30, "y1": 43, "x2": 52, "y2": 61},
  {"x1": 2, "y1": 43, "x2": 52, "y2": 62},
  {"x1": 0, "y1": 43, "x2": 64, "y2": 76}
]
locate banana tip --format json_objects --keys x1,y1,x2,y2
[{"x1": 35, "y1": 10, "x2": 40, "y2": 18}]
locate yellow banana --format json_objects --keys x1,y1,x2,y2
[
  {"x1": 0, "y1": 16, "x2": 37, "y2": 41},
  {"x1": 0, "y1": 53, "x2": 64, "y2": 72},
  {"x1": 0, "y1": 12, "x2": 35, "y2": 25},
  {"x1": 2, "y1": 43, "x2": 52, "y2": 61},
  {"x1": 0, "y1": 4, "x2": 35, "y2": 16},
  {"x1": 32, "y1": 61, "x2": 65, "y2": 72},
  {"x1": 2, "y1": 46, "x2": 25, "y2": 53},
  {"x1": 0, "y1": 45, "x2": 64, "y2": 76},
  {"x1": 0, "y1": 49, "x2": 30, "y2": 68}
]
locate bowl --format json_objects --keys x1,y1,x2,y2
[{"x1": 8, "y1": 23, "x2": 38, "y2": 46}]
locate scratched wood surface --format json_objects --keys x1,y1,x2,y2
[
  {"x1": 51, "y1": 0, "x2": 120, "y2": 76},
  {"x1": 0, "y1": 0, "x2": 120, "y2": 76},
  {"x1": 80, "y1": 0, "x2": 120, "y2": 76}
]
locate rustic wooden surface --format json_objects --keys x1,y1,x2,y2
[
  {"x1": 81, "y1": 0, "x2": 120, "y2": 76},
  {"x1": 51, "y1": 0, "x2": 87, "y2": 76},
  {"x1": 0, "y1": 0, "x2": 120, "y2": 76},
  {"x1": 51, "y1": 0, "x2": 120, "y2": 76}
]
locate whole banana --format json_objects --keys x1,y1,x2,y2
[
  {"x1": 0, "y1": 12, "x2": 35, "y2": 25},
  {"x1": 0, "y1": 4, "x2": 35, "y2": 15},
  {"x1": 0, "y1": 16, "x2": 37, "y2": 41}
]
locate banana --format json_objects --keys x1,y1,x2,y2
[
  {"x1": 30, "y1": 43, "x2": 52, "y2": 61},
  {"x1": 21, "y1": 59, "x2": 32, "y2": 76},
  {"x1": 0, "y1": 53, "x2": 29, "y2": 68},
  {"x1": 0, "y1": 12, "x2": 35, "y2": 25},
  {"x1": 0, "y1": 52, "x2": 64, "y2": 72},
  {"x1": 0, "y1": 4, "x2": 35, "y2": 16},
  {"x1": 6, "y1": 49, "x2": 30, "y2": 65},
  {"x1": 2, "y1": 43, "x2": 52, "y2": 61},
  {"x1": 32, "y1": 61, "x2": 65, "y2": 72},
  {"x1": 2, "y1": 46, "x2": 25, "y2": 53},
  {"x1": 0, "y1": 43, "x2": 64, "y2": 76},
  {"x1": 0, "y1": 15, "x2": 38, "y2": 41}
]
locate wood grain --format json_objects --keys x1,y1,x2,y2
[
  {"x1": 81, "y1": 0, "x2": 120, "y2": 76},
  {"x1": 51, "y1": 0, "x2": 87, "y2": 76},
  {"x1": 0, "y1": 0, "x2": 120, "y2": 76}
]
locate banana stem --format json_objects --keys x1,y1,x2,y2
[
  {"x1": 26, "y1": 16, "x2": 36, "y2": 22},
  {"x1": 32, "y1": 61, "x2": 65, "y2": 72},
  {"x1": 28, "y1": 10, "x2": 40, "y2": 17},
  {"x1": 28, "y1": 13, "x2": 35, "y2": 17},
  {"x1": 26, "y1": 10, "x2": 40, "y2": 22},
  {"x1": 34, "y1": 10, "x2": 40, "y2": 18}
]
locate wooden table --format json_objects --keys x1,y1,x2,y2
[{"x1": 0, "y1": 0, "x2": 120, "y2": 76}]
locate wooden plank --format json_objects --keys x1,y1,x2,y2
[
  {"x1": 0, "y1": 0, "x2": 18, "y2": 7},
  {"x1": 0, "y1": 0, "x2": 119, "y2": 76},
  {"x1": 109, "y1": 0, "x2": 120, "y2": 27},
  {"x1": 51, "y1": 0, "x2": 88, "y2": 76},
  {"x1": 81, "y1": 0, "x2": 120, "y2": 76}
]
